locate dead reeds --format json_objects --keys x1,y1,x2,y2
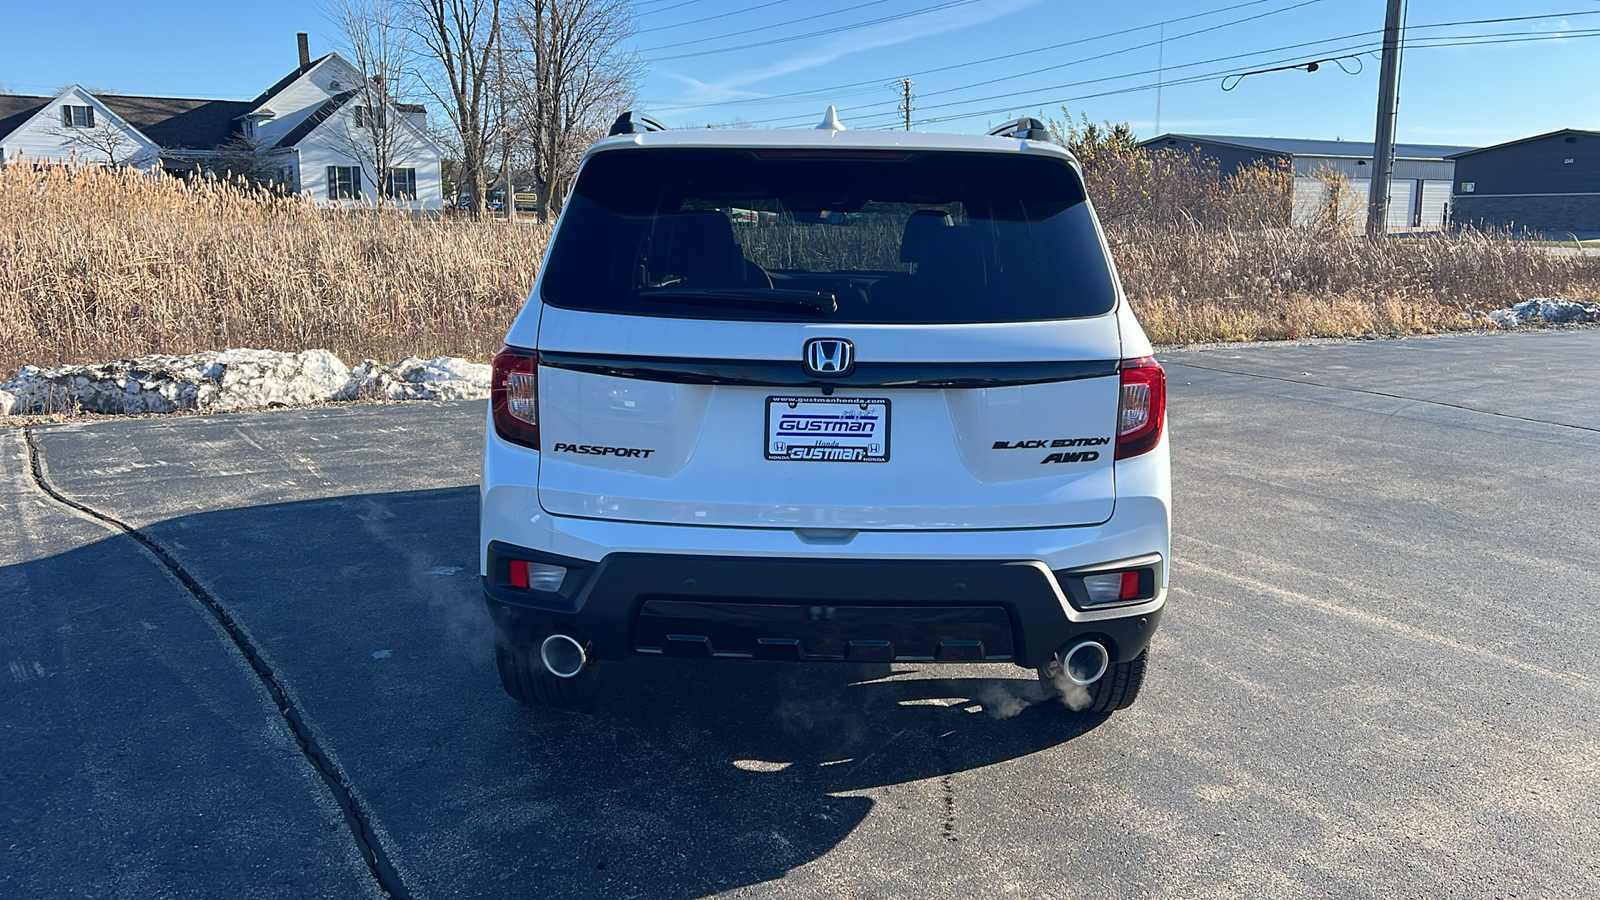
[
  {"x1": 4, "y1": 154, "x2": 1598, "y2": 379},
  {"x1": 0, "y1": 162, "x2": 548, "y2": 375}
]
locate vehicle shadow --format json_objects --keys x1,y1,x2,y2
[
  {"x1": 489, "y1": 658, "x2": 1105, "y2": 898},
  {"x1": 8, "y1": 484, "x2": 1107, "y2": 899}
]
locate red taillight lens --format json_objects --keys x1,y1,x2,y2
[
  {"x1": 491, "y1": 346, "x2": 540, "y2": 449},
  {"x1": 1116, "y1": 356, "x2": 1166, "y2": 460}
]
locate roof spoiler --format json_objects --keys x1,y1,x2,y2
[
  {"x1": 608, "y1": 111, "x2": 665, "y2": 136},
  {"x1": 987, "y1": 117, "x2": 1051, "y2": 141}
]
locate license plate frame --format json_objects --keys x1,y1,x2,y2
[{"x1": 765, "y1": 396, "x2": 890, "y2": 463}]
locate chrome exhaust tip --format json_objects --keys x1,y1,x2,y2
[
  {"x1": 1061, "y1": 640, "x2": 1110, "y2": 686},
  {"x1": 540, "y1": 633, "x2": 588, "y2": 679}
]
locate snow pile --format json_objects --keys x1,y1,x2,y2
[
  {"x1": 1, "y1": 349, "x2": 491, "y2": 416},
  {"x1": 1483, "y1": 298, "x2": 1600, "y2": 328},
  {"x1": 339, "y1": 356, "x2": 492, "y2": 402}
]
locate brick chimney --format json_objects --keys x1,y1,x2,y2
[{"x1": 297, "y1": 33, "x2": 311, "y2": 70}]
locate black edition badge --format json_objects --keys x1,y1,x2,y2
[{"x1": 992, "y1": 437, "x2": 1110, "y2": 450}]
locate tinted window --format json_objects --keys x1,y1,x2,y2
[{"x1": 540, "y1": 148, "x2": 1116, "y2": 324}]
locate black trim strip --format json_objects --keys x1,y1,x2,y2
[{"x1": 539, "y1": 351, "x2": 1119, "y2": 389}]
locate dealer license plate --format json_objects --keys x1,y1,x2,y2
[{"x1": 765, "y1": 396, "x2": 890, "y2": 463}]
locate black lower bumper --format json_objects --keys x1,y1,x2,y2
[{"x1": 482, "y1": 542, "x2": 1161, "y2": 669}]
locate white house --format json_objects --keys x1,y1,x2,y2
[{"x1": 0, "y1": 34, "x2": 446, "y2": 211}]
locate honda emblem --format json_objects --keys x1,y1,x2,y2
[{"x1": 803, "y1": 338, "x2": 854, "y2": 377}]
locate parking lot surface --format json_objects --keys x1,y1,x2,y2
[{"x1": 3, "y1": 329, "x2": 1598, "y2": 898}]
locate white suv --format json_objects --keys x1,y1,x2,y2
[{"x1": 480, "y1": 113, "x2": 1170, "y2": 713}]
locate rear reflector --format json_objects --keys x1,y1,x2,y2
[
  {"x1": 1079, "y1": 568, "x2": 1155, "y2": 606},
  {"x1": 1120, "y1": 570, "x2": 1140, "y2": 600},
  {"x1": 1116, "y1": 356, "x2": 1166, "y2": 459},
  {"x1": 492, "y1": 346, "x2": 540, "y2": 449}
]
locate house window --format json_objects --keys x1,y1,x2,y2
[
  {"x1": 327, "y1": 166, "x2": 362, "y2": 199},
  {"x1": 354, "y1": 105, "x2": 385, "y2": 129},
  {"x1": 385, "y1": 167, "x2": 417, "y2": 200},
  {"x1": 61, "y1": 105, "x2": 95, "y2": 128}
]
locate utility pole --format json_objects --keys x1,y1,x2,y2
[
  {"x1": 898, "y1": 78, "x2": 914, "y2": 131},
  {"x1": 1366, "y1": 0, "x2": 1405, "y2": 240}
]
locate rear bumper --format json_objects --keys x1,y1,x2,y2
[{"x1": 484, "y1": 543, "x2": 1162, "y2": 668}]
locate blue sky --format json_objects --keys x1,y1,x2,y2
[{"x1": 3, "y1": 0, "x2": 1597, "y2": 147}]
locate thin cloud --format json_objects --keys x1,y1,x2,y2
[{"x1": 654, "y1": 0, "x2": 1041, "y2": 120}]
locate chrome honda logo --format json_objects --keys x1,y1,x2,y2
[{"x1": 803, "y1": 338, "x2": 854, "y2": 377}]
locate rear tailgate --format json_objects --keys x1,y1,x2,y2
[{"x1": 534, "y1": 313, "x2": 1121, "y2": 530}]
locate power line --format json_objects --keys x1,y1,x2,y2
[
  {"x1": 882, "y1": 28, "x2": 1600, "y2": 131},
  {"x1": 737, "y1": 21, "x2": 1378, "y2": 127},
  {"x1": 638, "y1": 0, "x2": 898, "y2": 47},
  {"x1": 634, "y1": 0, "x2": 713, "y2": 16},
  {"x1": 884, "y1": 0, "x2": 1328, "y2": 110},
  {"x1": 641, "y1": 0, "x2": 1300, "y2": 111},
  {"x1": 718, "y1": 9, "x2": 1600, "y2": 129},
  {"x1": 644, "y1": 0, "x2": 984, "y2": 63},
  {"x1": 633, "y1": 0, "x2": 820, "y2": 37}
]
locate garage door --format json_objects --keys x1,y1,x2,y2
[
  {"x1": 1419, "y1": 180, "x2": 1451, "y2": 229},
  {"x1": 1386, "y1": 179, "x2": 1418, "y2": 231}
]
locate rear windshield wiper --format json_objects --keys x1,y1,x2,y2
[{"x1": 636, "y1": 286, "x2": 838, "y2": 316}]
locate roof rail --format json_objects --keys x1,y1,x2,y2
[
  {"x1": 608, "y1": 111, "x2": 666, "y2": 136},
  {"x1": 987, "y1": 117, "x2": 1051, "y2": 141}
]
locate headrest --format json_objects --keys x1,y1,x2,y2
[
  {"x1": 654, "y1": 210, "x2": 744, "y2": 286},
  {"x1": 916, "y1": 226, "x2": 985, "y2": 288},
  {"x1": 899, "y1": 209, "x2": 953, "y2": 263}
]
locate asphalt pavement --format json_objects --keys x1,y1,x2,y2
[{"x1": 3, "y1": 328, "x2": 1598, "y2": 898}]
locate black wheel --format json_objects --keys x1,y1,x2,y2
[
  {"x1": 494, "y1": 635, "x2": 597, "y2": 706},
  {"x1": 1038, "y1": 649, "x2": 1147, "y2": 713}
]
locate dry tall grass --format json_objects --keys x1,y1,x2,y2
[
  {"x1": 1069, "y1": 139, "x2": 1600, "y2": 343},
  {"x1": 1, "y1": 163, "x2": 549, "y2": 376},
  {"x1": 4, "y1": 154, "x2": 1599, "y2": 380}
]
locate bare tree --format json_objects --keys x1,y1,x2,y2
[
  {"x1": 504, "y1": 0, "x2": 640, "y2": 221},
  {"x1": 328, "y1": 0, "x2": 417, "y2": 202},
  {"x1": 409, "y1": 0, "x2": 501, "y2": 218},
  {"x1": 209, "y1": 133, "x2": 293, "y2": 188},
  {"x1": 45, "y1": 114, "x2": 157, "y2": 169}
]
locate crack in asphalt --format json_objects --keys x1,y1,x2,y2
[
  {"x1": 22, "y1": 425, "x2": 411, "y2": 900},
  {"x1": 1164, "y1": 359, "x2": 1600, "y2": 434}
]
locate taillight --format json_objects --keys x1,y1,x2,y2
[
  {"x1": 491, "y1": 346, "x2": 540, "y2": 449},
  {"x1": 1115, "y1": 356, "x2": 1166, "y2": 460}
]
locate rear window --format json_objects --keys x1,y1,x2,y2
[{"x1": 539, "y1": 148, "x2": 1116, "y2": 324}]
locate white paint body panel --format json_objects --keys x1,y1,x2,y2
[
  {"x1": 531, "y1": 307, "x2": 1124, "y2": 528},
  {"x1": 482, "y1": 128, "x2": 1168, "y2": 584}
]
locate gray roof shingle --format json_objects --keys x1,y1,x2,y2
[
  {"x1": 98, "y1": 95, "x2": 255, "y2": 150},
  {"x1": 0, "y1": 94, "x2": 52, "y2": 144}
]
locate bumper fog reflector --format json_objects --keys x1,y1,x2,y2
[
  {"x1": 508, "y1": 560, "x2": 567, "y2": 592},
  {"x1": 1082, "y1": 572, "x2": 1124, "y2": 605},
  {"x1": 524, "y1": 563, "x2": 567, "y2": 592}
]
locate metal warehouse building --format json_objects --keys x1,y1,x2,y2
[
  {"x1": 1139, "y1": 134, "x2": 1473, "y2": 231},
  {"x1": 1448, "y1": 129, "x2": 1600, "y2": 235}
]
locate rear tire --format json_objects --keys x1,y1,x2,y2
[
  {"x1": 1038, "y1": 649, "x2": 1147, "y2": 713},
  {"x1": 495, "y1": 636, "x2": 597, "y2": 706}
]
